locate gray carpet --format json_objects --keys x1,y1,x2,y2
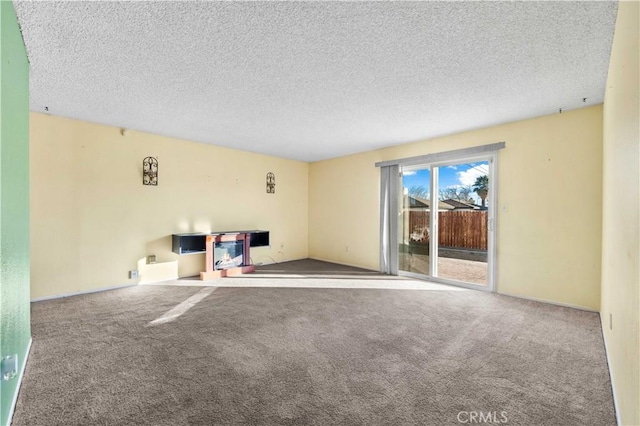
[
  {"x1": 255, "y1": 258, "x2": 384, "y2": 275},
  {"x1": 13, "y1": 260, "x2": 615, "y2": 425}
]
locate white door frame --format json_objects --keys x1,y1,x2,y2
[{"x1": 399, "y1": 152, "x2": 498, "y2": 293}]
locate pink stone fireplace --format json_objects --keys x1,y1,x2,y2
[{"x1": 200, "y1": 233, "x2": 256, "y2": 280}]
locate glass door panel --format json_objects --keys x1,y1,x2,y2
[
  {"x1": 399, "y1": 166, "x2": 431, "y2": 275},
  {"x1": 436, "y1": 161, "x2": 489, "y2": 286}
]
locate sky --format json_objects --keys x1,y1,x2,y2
[{"x1": 402, "y1": 161, "x2": 489, "y2": 202}]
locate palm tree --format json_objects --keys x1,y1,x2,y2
[{"x1": 472, "y1": 175, "x2": 489, "y2": 208}]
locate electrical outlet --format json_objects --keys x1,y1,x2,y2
[
  {"x1": 147, "y1": 255, "x2": 156, "y2": 264},
  {"x1": 1, "y1": 355, "x2": 18, "y2": 381},
  {"x1": 609, "y1": 313, "x2": 612, "y2": 330},
  {"x1": 345, "y1": 245, "x2": 349, "y2": 252},
  {"x1": 129, "y1": 270, "x2": 139, "y2": 279}
]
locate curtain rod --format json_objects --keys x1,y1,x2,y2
[{"x1": 375, "y1": 142, "x2": 505, "y2": 168}]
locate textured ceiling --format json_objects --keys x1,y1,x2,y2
[{"x1": 15, "y1": 1, "x2": 617, "y2": 162}]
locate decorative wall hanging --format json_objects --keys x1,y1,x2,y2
[
  {"x1": 143, "y1": 157, "x2": 158, "y2": 186},
  {"x1": 266, "y1": 172, "x2": 275, "y2": 194}
]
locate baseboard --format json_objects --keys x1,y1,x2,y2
[
  {"x1": 497, "y1": 292, "x2": 598, "y2": 312},
  {"x1": 251, "y1": 256, "x2": 310, "y2": 267},
  {"x1": 6, "y1": 337, "x2": 32, "y2": 426},
  {"x1": 30, "y1": 283, "x2": 136, "y2": 302},
  {"x1": 600, "y1": 318, "x2": 621, "y2": 426}
]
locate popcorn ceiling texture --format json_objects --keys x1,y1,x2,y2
[{"x1": 14, "y1": 1, "x2": 617, "y2": 162}]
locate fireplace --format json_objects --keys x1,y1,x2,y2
[
  {"x1": 214, "y1": 241, "x2": 243, "y2": 270},
  {"x1": 200, "y1": 232, "x2": 256, "y2": 279}
]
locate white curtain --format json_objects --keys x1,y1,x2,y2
[{"x1": 380, "y1": 165, "x2": 399, "y2": 274}]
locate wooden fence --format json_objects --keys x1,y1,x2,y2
[{"x1": 408, "y1": 210, "x2": 488, "y2": 250}]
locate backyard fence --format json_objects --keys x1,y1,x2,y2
[{"x1": 408, "y1": 210, "x2": 488, "y2": 251}]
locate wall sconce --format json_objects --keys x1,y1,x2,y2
[
  {"x1": 143, "y1": 157, "x2": 158, "y2": 186},
  {"x1": 266, "y1": 172, "x2": 275, "y2": 194}
]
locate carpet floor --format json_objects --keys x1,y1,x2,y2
[
  {"x1": 13, "y1": 260, "x2": 615, "y2": 425},
  {"x1": 146, "y1": 259, "x2": 466, "y2": 291}
]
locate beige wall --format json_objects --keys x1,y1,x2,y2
[
  {"x1": 310, "y1": 105, "x2": 603, "y2": 310},
  {"x1": 30, "y1": 113, "x2": 309, "y2": 299},
  {"x1": 601, "y1": 2, "x2": 640, "y2": 425}
]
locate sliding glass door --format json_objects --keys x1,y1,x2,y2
[
  {"x1": 435, "y1": 160, "x2": 490, "y2": 286},
  {"x1": 399, "y1": 165, "x2": 431, "y2": 276},
  {"x1": 398, "y1": 156, "x2": 495, "y2": 290}
]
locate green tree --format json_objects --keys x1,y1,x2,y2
[{"x1": 472, "y1": 175, "x2": 489, "y2": 207}]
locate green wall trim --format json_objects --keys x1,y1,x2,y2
[{"x1": 0, "y1": 2, "x2": 31, "y2": 425}]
